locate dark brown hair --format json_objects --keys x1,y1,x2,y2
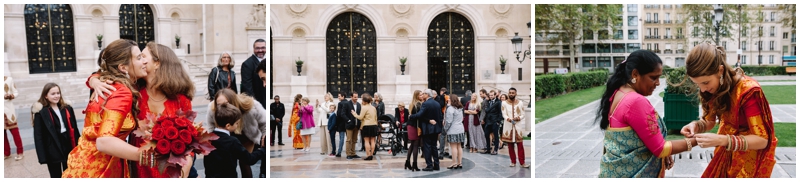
[
  {"x1": 145, "y1": 42, "x2": 195, "y2": 100},
  {"x1": 98, "y1": 39, "x2": 141, "y2": 116},
  {"x1": 214, "y1": 103, "x2": 242, "y2": 127},
  {"x1": 448, "y1": 94, "x2": 463, "y2": 109},
  {"x1": 684, "y1": 43, "x2": 741, "y2": 121},
  {"x1": 37, "y1": 83, "x2": 66, "y2": 109},
  {"x1": 361, "y1": 93, "x2": 373, "y2": 104}
]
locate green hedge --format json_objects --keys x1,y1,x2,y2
[
  {"x1": 535, "y1": 70, "x2": 609, "y2": 99},
  {"x1": 566, "y1": 70, "x2": 609, "y2": 92},
  {"x1": 740, "y1": 66, "x2": 789, "y2": 76},
  {"x1": 535, "y1": 74, "x2": 566, "y2": 98}
]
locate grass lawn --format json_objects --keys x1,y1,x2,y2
[
  {"x1": 523, "y1": 137, "x2": 531, "y2": 140},
  {"x1": 758, "y1": 80, "x2": 797, "y2": 82},
  {"x1": 761, "y1": 85, "x2": 796, "y2": 104},
  {"x1": 665, "y1": 123, "x2": 795, "y2": 147},
  {"x1": 535, "y1": 86, "x2": 605, "y2": 124}
]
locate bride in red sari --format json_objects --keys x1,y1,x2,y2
[
  {"x1": 88, "y1": 42, "x2": 196, "y2": 178},
  {"x1": 289, "y1": 94, "x2": 304, "y2": 149},
  {"x1": 681, "y1": 43, "x2": 777, "y2": 178}
]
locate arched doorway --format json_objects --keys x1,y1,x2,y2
[
  {"x1": 325, "y1": 12, "x2": 377, "y2": 96},
  {"x1": 427, "y1": 12, "x2": 475, "y2": 95},
  {"x1": 24, "y1": 4, "x2": 77, "y2": 74},
  {"x1": 119, "y1": 4, "x2": 154, "y2": 50}
]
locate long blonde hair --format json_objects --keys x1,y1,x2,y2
[{"x1": 409, "y1": 90, "x2": 422, "y2": 113}]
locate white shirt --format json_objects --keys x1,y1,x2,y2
[
  {"x1": 213, "y1": 128, "x2": 230, "y2": 136},
  {"x1": 51, "y1": 106, "x2": 66, "y2": 133}
]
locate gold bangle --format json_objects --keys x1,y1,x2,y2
[
  {"x1": 725, "y1": 135, "x2": 732, "y2": 151},
  {"x1": 742, "y1": 136, "x2": 748, "y2": 151},
  {"x1": 684, "y1": 138, "x2": 692, "y2": 151}
]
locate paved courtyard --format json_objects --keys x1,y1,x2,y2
[
  {"x1": 534, "y1": 76, "x2": 797, "y2": 178},
  {"x1": 269, "y1": 125, "x2": 532, "y2": 178}
]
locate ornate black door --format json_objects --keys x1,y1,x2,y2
[
  {"x1": 119, "y1": 4, "x2": 154, "y2": 50},
  {"x1": 427, "y1": 12, "x2": 475, "y2": 96},
  {"x1": 24, "y1": 4, "x2": 77, "y2": 74},
  {"x1": 326, "y1": 12, "x2": 377, "y2": 96}
]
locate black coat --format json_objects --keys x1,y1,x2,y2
[
  {"x1": 409, "y1": 98, "x2": 443, "y2": 136},
  {"x1": 33, "y1": 104, "x2": 80, "y2": 164},
  {"x1": 434, "y1": 95, "x2": 447, "y2": 112},
  {"x1": 270, "y1": 102, "x2": 285, "y2": 121},
  {"x1": 336, "y1": 100, "x2": 360, "y2": 131},
  {"x1": 207, "y1": 66, "x2": 238, "y2": 100},
  {"x1": 483, "y1": 98, "x2": 503, "y2": 124},
  {"x1": 394, "y1": 107, "x2": 409, "y2": 126},
  {"x1": 205, "y1": 131, "x2": 266, "y2": 178},
  {"x1": 240, "y1": 55, "x2": 266, "y2": 108}
]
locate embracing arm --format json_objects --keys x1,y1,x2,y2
[{"x1": 94, "y1": 88, "x2": 142, "y2": 161}]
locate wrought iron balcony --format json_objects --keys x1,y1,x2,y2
[
  {"x1": 676, "y1": 49, "x2": 685, "y2": 54},
  {"x1": 664, "y1": 49, "x2": 673, "y2": 54},
  {"x1": 663, "y1": 20, "x2": 672, "y2": 24}
]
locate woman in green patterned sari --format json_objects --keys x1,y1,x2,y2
[{"x1": 595, "y1": 50, "x2": 698, "y2": 177}]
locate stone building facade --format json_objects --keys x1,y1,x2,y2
[{"x1": 4, "y1": 4, "x2": 266, "y2": 109}]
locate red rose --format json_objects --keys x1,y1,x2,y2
[
  {"x1": 187, "y1": 125, "x2": 198, "y2": 137},
  {"x1": 152, "y1": 128, "x2": 164, "y2": 140},
  {"x1": 171, "y1": 140, "x2": 186, "y2": 154},
  {"x1": 161, "y1": 120, "x2": 174, "y2": 128},
  {"x1": 177, "y1": 118, "x2": 192, "y2": 128},
  {"x1": 179, "y1": 130, "x2": 192, "y2": 143},
  {"x1": 156, "y1": 139, "x2": 171, "y2": 155},
  {"x1": 165, "y1": 126, "x2": 179, "y2": 140}
]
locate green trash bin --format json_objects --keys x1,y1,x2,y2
[{"x1": 662, "y1": 93, "x2": 700, "y2": 130}]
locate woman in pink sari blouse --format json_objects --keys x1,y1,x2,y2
[{"x1": 596, "y1": 50, "x2": 697, "y2": 177}]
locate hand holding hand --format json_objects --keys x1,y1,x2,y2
[
  {"x1": 680, "y1": 122, "x2": 698, "y2": 138},
  {"x1": 665, "y1": 155, "x2": 674, "y2": 170}
]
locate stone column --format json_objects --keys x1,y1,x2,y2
[
  {"x1": 495, "y1": 74, "x2": 512, "y2": 92},
  {"x1": 394, "y1": 75, "x2": 412, "y2": 104}
]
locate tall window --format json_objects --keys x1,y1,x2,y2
[
  {"x1": 723, "y1": 41, "x2": 727, "y2": 50},
  {"x1": 24, "y1": 4, "x2": 76, "y2": 73},
  {"x1": 326, "y1": 12, "x2": 378, "y2": 96},
  {"x1": 666, "y1": 28, "x2": 671, "y2": 38},
  {"x1": 666, "y1": 13, "x2": 671, "y2": 23},
  {"x1": 784, "y1": 32, "x2": 789, "y2": 39},
  {"x1": 654, "y1": 13, "x2": 659, "y2": 22},
  {"x1": 614, "y1": 30, "x2": 623, "y2": 40},
  {"x1": 770, "y1": 26, "x2": 775, "y2": 36},
  {"x1": 769, "y1": 55, "x2": 774, "y2": 64},
  {"x1": 627, "y1": 4, "x2": 637, "y2": 12},
  {"x1": 770, "y1": 12, "x2": 775, "y2": 21},
  {"x1": 742, "y1": 55, "x2": 747, "y2": 64},
  {"x1": 742, "y1": 41, "x2": 747, "y2": 50},
  {"x1": 119, "y1": 4, "x2": 155, "y2": 51},
  {"x1": 770, "y1": 41, "x2": 775, "y2": 50},
  {"x1": 627, "y1": 43, "x2": 640, "y2": 53},
  {"x1": 646, "y1": 13, "x2": 651, "y2": 21},
  {"x1": 758, "y1": 41, "x2": 763, "y2": 50}
]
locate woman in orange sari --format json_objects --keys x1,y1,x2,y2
[
  {"x1": 289, "y1": 94, "x2": 304, "y2": 149},
  {"x1": 87, "y1": 42, "x2": 196, "y2": 178},
  {"x1": 63, "y1": 39, "x2": 150, "y2": 178},
  {"x1": 681, "y1": 43, "x2": 777, "y2": 178}
]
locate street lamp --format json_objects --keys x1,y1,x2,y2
[
  {"x1": 511, "y1": 32, "x2": 531, "y2": 64},
  {"x1": 713, "y1": 4, "x2": 724, "y2": 45}
]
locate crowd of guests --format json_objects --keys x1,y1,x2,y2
[
  {"x1": 270, "y1": 87, "x2": 530, "y2": 171},
  {"x1": 4, "y1": 38, "x2": 269, "y2": 178}
]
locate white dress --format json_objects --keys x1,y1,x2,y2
[{"x1": 4, "y1": 76, "x2": 19, "y2": 129}]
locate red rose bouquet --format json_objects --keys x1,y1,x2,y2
[{"x1": 134, "y1": 109, "x2": 218, "y2": 177}]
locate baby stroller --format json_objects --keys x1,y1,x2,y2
[{"x1": 376, "y1": 114, "x2": 404, "y2": 156}]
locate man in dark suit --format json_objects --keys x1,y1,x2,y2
[
  {"x1": 241, "y1": 38, "x2": 267, "y2": 108},
  {"x1": 270, "y1": 95, "x2": 285, "y2": 146},
  {"x1": 409, "y1": 89, "x2": 443, "y2": 171},
  {"x1": 333, "y1": 93, "x2": 350, "y2": 157},
  {"x1": 342, "y1": 92, "x2": 362, "y2": 159},
  {"x1": 482, "y1": 90, "x2": 502, "y2": 155}
]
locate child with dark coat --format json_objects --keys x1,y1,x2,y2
[{"x1": 204, "y1": 103, "x2": 266, "y2": 178}]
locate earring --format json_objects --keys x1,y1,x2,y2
[
  {"x1": 124, "y1": 71, "x2": 130, "y2": 79},
  {"x1": 631, "y1": 78, "x2": 637, "y2": 84},
  {"x1": 719, "y1": 76, "x2": 723, "y2": 86}
]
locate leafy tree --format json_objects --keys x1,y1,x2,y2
[
  {"x1": 778, "y1": 4, "x2": 796, "y2": 35},
  {"x1": 535, "y1": 4, "x2": 622, "y2": 72}
]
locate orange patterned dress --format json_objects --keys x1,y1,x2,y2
[
  {"x1": 702, "y1": 75, "x2": 777, "y2": 178},
  {"x1": 62, "y1": 83, "x2": 137, "y2": 178},
  {"x1": 289, "y1": 102, "x2": 303, "y2": 149}
]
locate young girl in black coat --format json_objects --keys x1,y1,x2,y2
[{"x1": 32, "y1": 83, "x2": 81, "y2": 178}]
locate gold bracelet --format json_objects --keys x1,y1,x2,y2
[
  {"x1": 742, "y1": 136, "x2": 748, "y2": 151},
  {"x1": 684, "y1": 138, "x2": 692, "y2": 151},
  {"x1": 725, "y1": 135, "x2": 732, "y2": 151}
]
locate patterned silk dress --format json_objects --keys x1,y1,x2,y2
[
  {"x1": 702, "y1": 76, "x2": 777, "y2": 178},
  {"x1": 63, "y1": 83, "x2": 137, "y2": 178}
]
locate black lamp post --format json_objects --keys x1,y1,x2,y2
[
  {"x1": 511, "y1": 21, "x2": 532, "y2": 63},
  {"x1": 713, "y1": 4, "x2": 724, "y2": 45}
]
